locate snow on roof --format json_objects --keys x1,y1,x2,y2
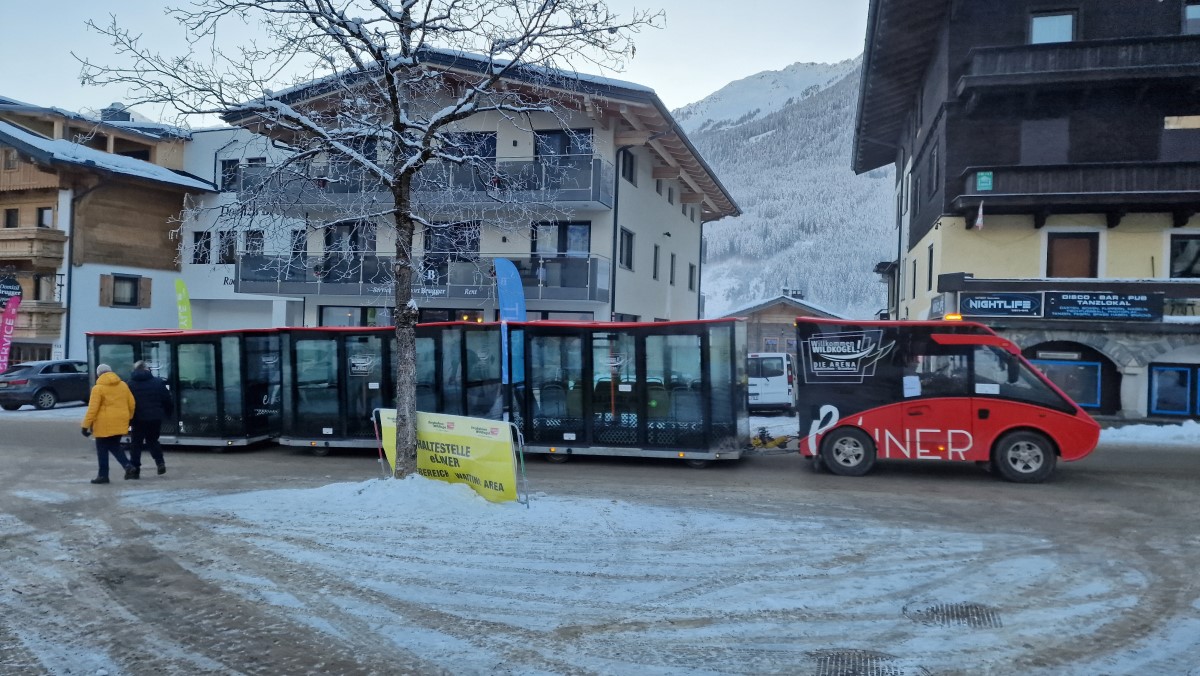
[
  {"x1": 103, "y1": 119, "x2": 191, "y2": 140},
  {"x1": 229, "y1": 46, "x2": 654, "y2": 115},
  {"x1": 0, "y1": 119, "x2": 214, "y2": 192},
  {"x1": 722, "y1": 294, "x2": 844, "y2": 320},
  {"x1": 0, "y1": 99, "x2": 191, "y2": 142}
]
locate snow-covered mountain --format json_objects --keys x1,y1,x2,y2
[
  {"x1": 674, "y1": 58, "x2": 860, "y2": 135},
  {"x1": 678, "y1": 60, "x2": 896, "y2": 319}
]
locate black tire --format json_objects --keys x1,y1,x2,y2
[
  {"x1": 1, "y1": 404, "x2": 20, "y2": 411},
  {"x1": 310, "y1": 446, "x2": 331, "y2": 457},
  {"x1": 684, "y1": 459, "x2": 710, "y2": 469},
  {"x1": 820, "y1": 427, "x2": 876, "y2": 477},
  {"x1": 544, "y1": 453, "x2": 569, "y2": 463},
  {"x1": 33, "y1": 389, "x2": 58, "y2": 410},
  {"x1": 993, "y1": 430, "x2": 1057, "y2": 483}
]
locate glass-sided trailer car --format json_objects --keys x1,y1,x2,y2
[
  {"x1": 89, "y1": 319, "x2": 750, "y2": 466},
  {"x1": 794, "y1": 318, "x2": 1100, "y2": 483},
  {"x1": 87, "y1": 328, "x2": 283, "y2": 448}
]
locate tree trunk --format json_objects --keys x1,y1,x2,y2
[{"x1": 392, "y1": 173, "x2": 418, "y2": 478}]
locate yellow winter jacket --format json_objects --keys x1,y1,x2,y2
[{"x1": 82, "y1": 372, "x2": 135, "y2": 438}]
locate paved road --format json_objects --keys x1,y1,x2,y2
[{"x1": 2, "y1": 411, "x2": 1199, "y2": 674}]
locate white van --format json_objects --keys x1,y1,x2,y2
[{"x1": 747, "y1": 352, "x2": 796, "y2": 414}]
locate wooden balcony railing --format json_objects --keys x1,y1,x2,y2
[
  {"x1": 12, "y1": 300, "x2": 65, "y2": 339},
  {"x1": 0, "y1": 227, "x2": 67, "y2": 266},
  {"x1": 957, "y1": 35, "x2": 1200, "y2": 95},
  {"x1": 954, "y1": 161, "x2": 1200, "y2": 213}
]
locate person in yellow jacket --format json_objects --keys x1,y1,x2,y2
[{"x1": 81, "y1": 363, "x2": 136, "y2": 484}]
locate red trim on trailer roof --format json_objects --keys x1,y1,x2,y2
[
  {"x1": 86, "y1": 327, "x2": 282, "y2": 338},
  {"x1": 794, "y1": 317, "x2": 997, "y2": 335}
]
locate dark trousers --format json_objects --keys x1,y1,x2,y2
[
  {"x1": 95, "y1": 436, "x2": 130, "y2": 479},
  {"x1": 130, "y1": 419, "x2": 166, "y2": 469}
]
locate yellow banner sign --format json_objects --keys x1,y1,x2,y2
[
  {"x1": 377, "y1": 409, "x2": 518, "y2": 503},
  {"x1": 174, "y1": 279, "x2": 193, "y2": 329}
]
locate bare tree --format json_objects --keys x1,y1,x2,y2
[{"x1": 77, "y1": 0, "x2": 660, "y2": 476}]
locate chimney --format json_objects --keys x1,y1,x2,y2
[
  {"x1": 782, "y1": 287, "x2": 805, "y2": 300},
  {"x1": 100, "y1": 102, "x2": 132, "y2": 122}
]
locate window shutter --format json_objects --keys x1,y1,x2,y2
[
  {"x1": 99, "y1": 274, "x2": 113, "y2": 307},
  {"x1": 138, "y1": 277, "x2": 152, "y2": 308}
]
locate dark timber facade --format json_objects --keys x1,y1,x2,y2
[{"x1": 856, "y1": 0, "x2": 1200, "y2": 421}]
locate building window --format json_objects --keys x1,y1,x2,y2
[
  {"x1": 3, "y1": 208, "x2": 17, "y2": 228},
  {"x1": 667, "y1": 186, "x2": 675, "y2": 205},
  {"x1": 1187, "y1": 2, "x2": 1200, "y2": 34},
  {"x1": 1047, "y1": 232, "x2": 1099, "y2": 278},
  {"x1": 612, "y1": 312, "x2": 639, "y2": 322},
  {"x1": 652, "y1": 244, "x2": 660, "y2": 280},
  {"x1": 1030, "y1": 12, "x2": 1075, "y2": 44},
  {"x1": 688, "y1": 263, "x2": 697, "y2": 291},
  {"x1": 246, "y1": 156, "x2": 266, "y2": 167},
  {"x1": 100, "y1": 274, "x2": 150, "y2": 308},
  {"x1": 245, "y1": 229, "x2": 265, "y2": 254},
  {"x1": 1170, "y1": 235, "x2": 1200, "y2": 278},
  {"x1": 927, "y1": 243, "x2": 934, "y2": 290},
  {"x1": 911, "y1": 259, "x2": 918, "y2": 299},
  {"x1": 669, "y1": 253, "x2": 677, "y2": 286},
  {"x1": 1149, "y1": 365, "x2": 1193, "y2": 416},
  {"x1": 192, "y1": 231, "x2": 212, "y2": 264},
  {"x1": 681, "y1": 201, "x2": 688, "y2": 216},
  {"x1": 37, "y1": 207, "x2": 53, "y2": 228},
  {"x1": 219, "y1": 159, "x2": 240, "y2": 191},
  {"x1": 618, "y1": 228, "x2": 634, "y2": 270},
  {"x1": 929, "y1": 142, "x2": 939, "y2": 196},
  {"x1": 620, "y1": 151, "x2": 636, "y2": 185},
  {"x1": 218, "y1": 230, "x2": 238, "y2": 264},
  {"x1": 655, "y1": 179, "x2": 663, "y2": 195},
  {"x1": 2, "y1": 149, "x2": 16, "y2": 171},
  {"x1": 764, "y1": 338, "x2": 779, "y2": 351},
  {"x1": 690, "y1": 207, "x2": 697, "y2": 223},
  {"x1": 912, "y1": 177, "x2": 921, "y2": 212}
]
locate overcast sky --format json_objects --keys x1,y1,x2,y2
[{"x1": 0, "y1": 0, "x2": 868, "y2": 122}]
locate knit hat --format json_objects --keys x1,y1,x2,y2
[{"x1": 96, "y1": 364, "x2": 112, "y2": 376}]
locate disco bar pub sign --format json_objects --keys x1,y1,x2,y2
[{"x1": 958, "y1": 292, "x2": 1164, "y2": 321}]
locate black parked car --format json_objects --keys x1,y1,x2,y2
[{"x1": 0, "y1": 360, "x2": 90, "y2": 410}]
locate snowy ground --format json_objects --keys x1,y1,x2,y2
[{"x1": 4, "y1": 406, "x2": 1200, "y2": 673}]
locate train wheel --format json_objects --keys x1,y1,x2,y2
[
  {"x1": 820, "y1": 427, "x2": 876, "y2": 477},
  {"x1": 993, "y1": 431, "x2": 1056, "y2": 483}
]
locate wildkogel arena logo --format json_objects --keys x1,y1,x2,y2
[{"x1": 800, "y1": 330, "x2": 895, "y2": 384}]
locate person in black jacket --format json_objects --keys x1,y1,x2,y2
[{"x1": 127, "y1": 360, "x2": 175, "y2": 479}]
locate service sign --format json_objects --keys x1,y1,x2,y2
[
  {"x1": 1045, "y1": 292, "x2": 1164, "y2": 321},
  {"x1": 377, "y1": 409, "x2": 519, "y2": 503},
  {"x1": 959, "y1": 292, "x2": 1044, "y2": 318}
]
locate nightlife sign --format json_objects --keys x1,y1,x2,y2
[{"x1": 959, "y1": 292, "x2": 1044, "y2": 318}]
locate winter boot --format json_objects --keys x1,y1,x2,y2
[
  {"x1": 91, "y1": 477, "x2": 110, "y2": 484},
  {"x1": 124, "y1": 466, "x2": 138, "y2": 480},
  {"x1": 156, "y1": 464, "x2": 166, "y2": 475}
]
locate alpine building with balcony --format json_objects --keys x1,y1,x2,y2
[
  {"x1": 183, "y1": 48, "x2": 740, "y2": 328},
  {"x1": 855, "y1": 0, "x2": 1200, "y2": 421}
]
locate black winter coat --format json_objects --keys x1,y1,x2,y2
[{"x1": 128, "y1": 370, "x2": 175, "y2": 421}]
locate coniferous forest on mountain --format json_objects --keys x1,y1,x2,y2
[{"x1": 678, "y1": 62, "x2": 897, "y2": 318}]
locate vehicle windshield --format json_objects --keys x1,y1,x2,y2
[
  {"x1": 748, "y1": 357, "x2": 784, "y2": 379},
  {"x1": 973, "y1": 346, "x2": 1074, "y2": 412}
]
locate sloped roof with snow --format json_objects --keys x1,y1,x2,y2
[
  {"x1": 0, "y1": 119, "x2": 214, "y2": 192},
  {"x1": 722, "y1": 294, "x2": 844, "y2": 320}
]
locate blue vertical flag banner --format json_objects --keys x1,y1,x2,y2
[
  {"x1": 494, "y1": 258, "x2": 526, "y2": 390},
  {"x1": 494, "y1": 258, "x2": 526, "y2": 322}
]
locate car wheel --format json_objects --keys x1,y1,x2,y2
[
  {"x1": 1, "y1": 404, "x2": 20, "y2": 411},
  {"x1": 820, "y1": 427, "x2": 876, "y2": 477},
  {"x1": 33, "y1": 389, "x2": 58, "y2": 410},
  {"x1": 993, "y1": 430, "x2": 1057, "y2": 483},
  {"x1": 544, "y1": 452, "x2": 569, "y2": 463}
]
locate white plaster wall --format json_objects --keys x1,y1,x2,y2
[{"x1": 67, "y1": 264, "x2": 182, "y2": 360}]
